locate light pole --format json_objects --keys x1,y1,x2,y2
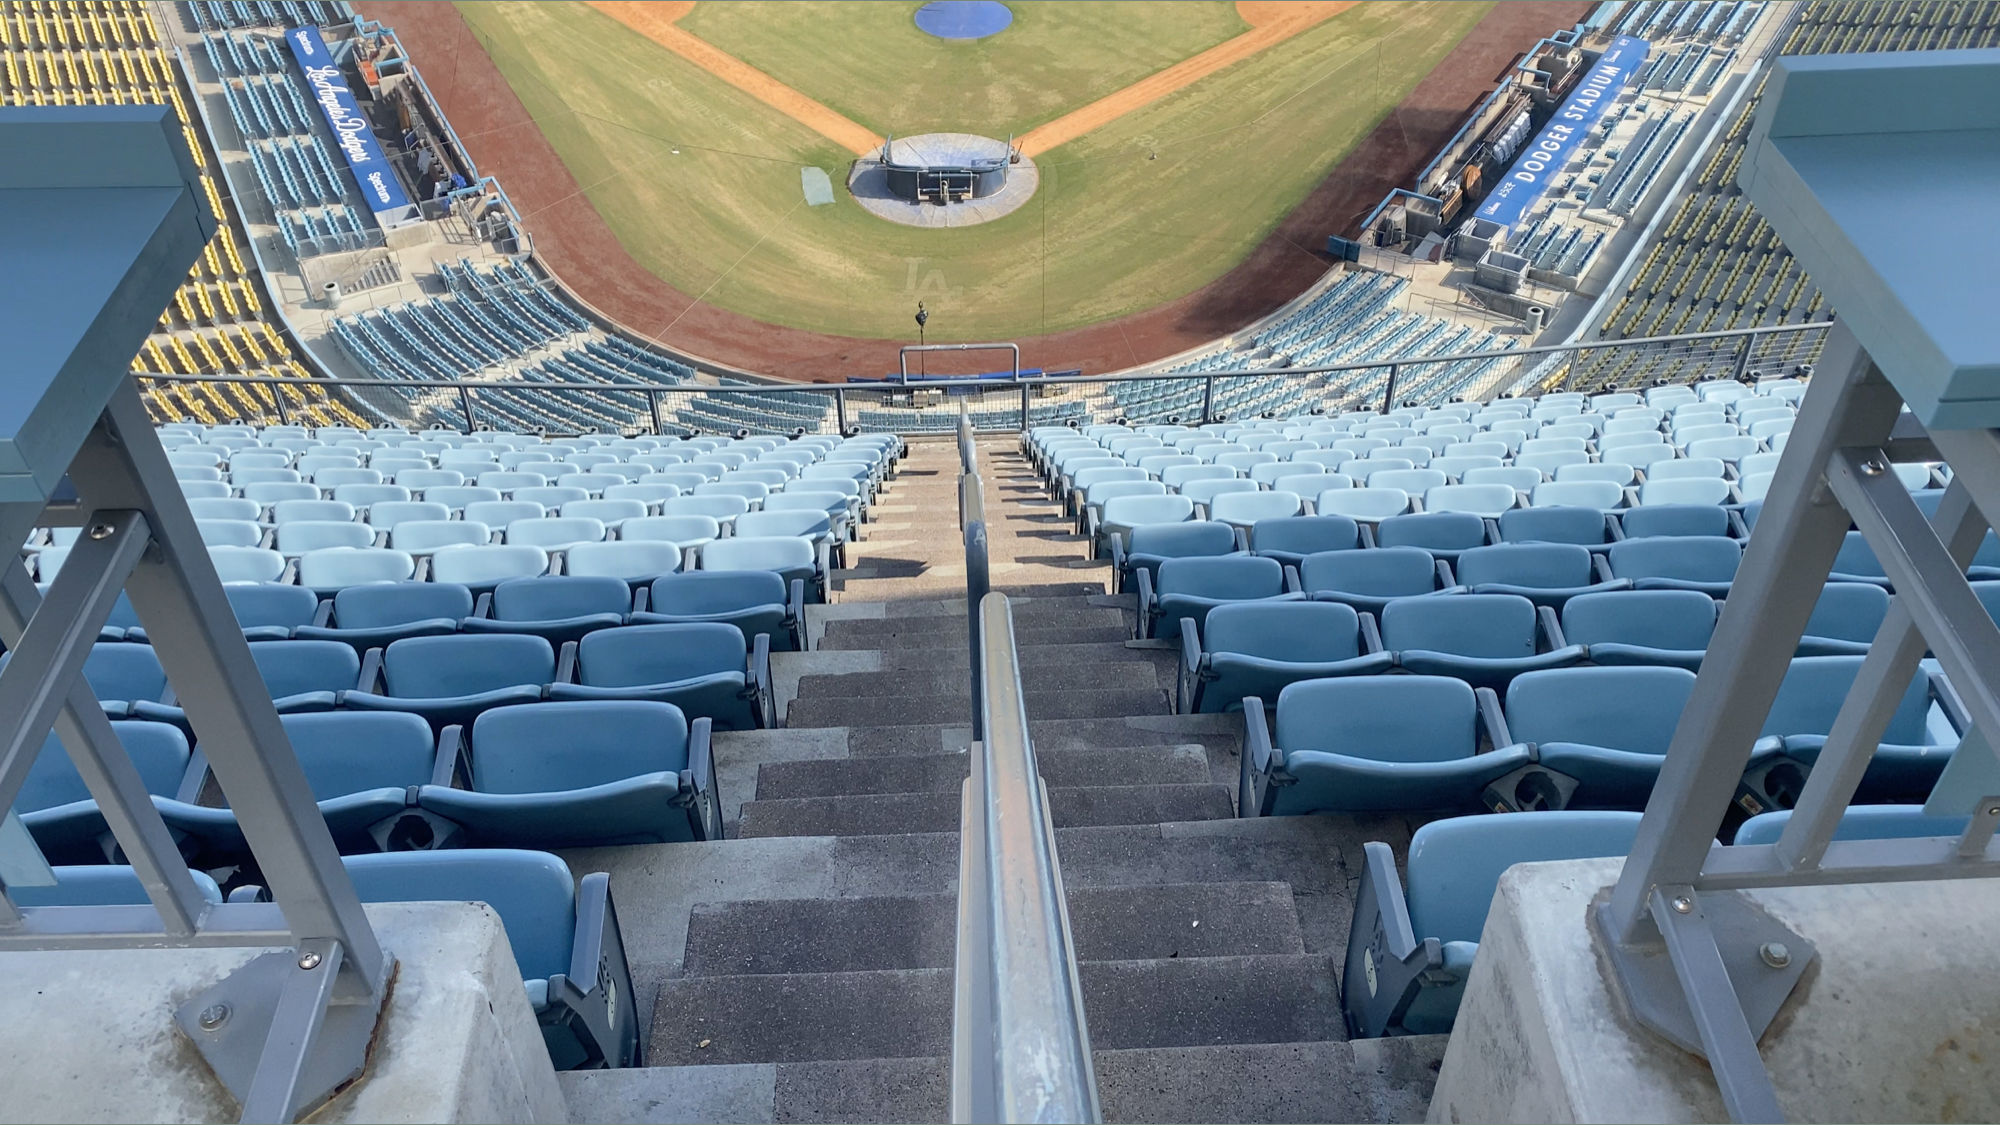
[{"x1": 915, "y1": 302, "x2": 929, "y2": 378}]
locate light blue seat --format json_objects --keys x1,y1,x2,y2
[
  {"x1": 9, "y1": 864, "x2": 221, "y2": 907},
  {"x1": 1140, "y1": 555, "x2": 1299, "y2": 641},
  {"x1": 167, "y1": 582, "x2": 320, "y2": 644},
  {"x1": 343, "y1": 633, "x2": 553, "y2": 730},
  {"x1": 1797, "y1": 581, "x2": 1891, "y2": 656},
  {"x1": 1733, "y1": 805, "x2": 1970, "y2": 847},
  {"x1": 1506, "y1": 665, "x2": 1704, "y2": 809},
  {"x1": 1374, "y1": 512, "x2": 1489, "y2": 561},
  {"x1": 334, "y1": 850, "x2": 640, "y2": 1069},
  {"x1": 1177, "y1": 601, "x2": 1392, "y2": 714},
  {"x1": 547, "y1": 622, "x2": 771, "y2": 731},
  {"x1": 1092, "y1": 491, "x2": 1190, "y2": 557},
  {"x1": 416, "y1": 700, "x2": 718, "y2": 849},
  {"x1": 2, "y1": 643, "x2": 175, "y2": 718},
  {"x1": 1617, "y1": 503, "x2": 1731, "y2": 540},
  {"x1": 1606, "y1": 535, "x2": 1741, "y2": 597},
  {"x1": 428, "y1": 544, "x2": 551, "y2": 591},
  {"x1": 153, "y1": 711, "x2": 438, "y2": 858},
  {"x1": 1300, "y1": 546, "x2": 1457, "y2": 612},
  {"x1": 129, "y1": 641, "x2": 362, "y2": 727},
  {"x1": 294, "y1": 581, "x2": 472, "y2": 651},
  {"x1": 1241, "y1": 676, "x2": 1531, "y2": 816},
  {"x1": 1384, "y1": 594, "x2": 1584, "y2": 689},
  {"x1": 1560, "y1": 589, "x2": 1716, "y2": 670},
  {"x1": 1454, "y1": 542, "x2": 1628, "y2": 608},
  {"x1": 1111, "y1": 520, "x2": 1238, "y2": 595},
  {"x1": 1496, "y1": 505, "x2": 1612, "y2": 548},
  {"x1": 1249, "y1": 515, "x2": 1359, "y2": 569},
  {"x1": 460, "y1": 576, "x2": 631, "y2": 646},
  {"x1": 1738, "y1": 656, "x2": 1950, "y2": 811},
  {"x1": 17, "y1": 721, "x2": 191, "y2": 863},
  {"x1": 636, "y1": 570, "x2": 803, "y2": 652},
  {"x1": 1341, "y1": 811, "x2": 1643, "y2": 1037},
  {"x1": 700, "y1": 535, "x2": 823, "y2": 604},
  {"x1": 297, "y1": 546, "x2": 416, "y2": 591}
]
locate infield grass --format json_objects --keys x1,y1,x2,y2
[{"x1": 458, "y1": 1, "x2": 1490, "y2": 347}]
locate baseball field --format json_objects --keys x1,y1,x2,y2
[{"x1": 454, "y1": 1, "x2": 1490, "y2": 345}]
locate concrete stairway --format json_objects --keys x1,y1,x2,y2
[{"x1": 555, "y1": 437, "x2": 1445, "y2": 1123}]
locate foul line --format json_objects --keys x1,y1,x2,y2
[{"x1": 585, "y1": 0, "x2": 883, "y2": 156}]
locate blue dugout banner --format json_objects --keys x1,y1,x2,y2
[
  {"x1": 1473, "y1": 35, "x2": 1649, "y2": 229},
  {"x1": 286, "y1": 25, "x2": 413, "y2": 214}
]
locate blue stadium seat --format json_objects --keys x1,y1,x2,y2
[
  {"x1": 9, "y1": 865, "x2": 220, "y2": 907},
  {"x1": 1241, "y1": 676, "x2": 1531, "y2": 816},
  {"x1": 1110, "y1": 520, "x2": 1238, "y2": 595},
  {"x1": 330, "y1": 850, "x2": 639, "y2": 1068},
  {"x1": 1496, "y1": 505, "x2": 1614, "y2": 548},
  {"x1": 460, "y1": 576, "x2": 632, "y2": 646},
  {"x1": 1505, "y1": 665, "x2": 1704, "y2": 809},
  {"x1": 1341, "y1": 811, "x2": 1643, "y2": 1037},
  {"x1": 1300, "y1": 546, "x2": 1458, "y2": 611},
  {"x1": 1606, "y1": 535, "x2": 1742, "y2": 597},
  {"x1": 343, "y1": 633, "x2": 553, "y2": 729},
  {"x1": 1559, "y1": 589, "x2": 1716, "y2": 670},
  {"x1": 415, "y1": 700, "x2": 719, "y2": 847},
  {"x1": 1797, "y1": 581, "x2": 1891, "y2": 656},
  {"x1": 547, "y1": 622, "x2": 771, "y2": 731},
  {"x1": 1383, "y1": 593, "x2": 1585, "y2": 688},
  {"x1": 153, "y1": 711, "x2": 440, "y2": 857},
  {"x1": 1139, "y1": 555, "x2": 1300, "y2": 641},
  {"x1": 1, "y1": 644, "x2": 175, "y2": 718},
  {"x1": 1617, "y1": 503, "x2": 1732, "y2": 540},
  {"x1": 1733, "y1": 804, "x2": 1970, "y2": 847},
  {"x1": 17, "y1": 721, "x2": 192, "y2": 863},
  {"x1": 120, "y1": 582, "x2": 320, "y2": 644},
  {"x1": 1374, "y1": 511, "x2": 1490, "y2": 560},
  {"x1": 1248, "y1": 515, "x2": 1359, "y2": 569},
  {"x1": 1452, "y1": 542, "x2": 1627, "y2": 608},
  {"x1": 635, "y1": 570, "x2": 804, "y2": 651},
  {"x1": 1177, "y1": 601, "x2": 1391, "y2": 714},
  {"x1": 132, "y1": 639, "x2": 360, "y2": 729},
  {"x1": 1737, "y1": 656, "x2": 1953, "y2": 812},
  {"x1": 700, "y1": 536, "x2": 823, "y2": 604},
  {"x1": 294, "y1": 581, "x2": 472, "y2": 651}
]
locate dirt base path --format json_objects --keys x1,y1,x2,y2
[
  {"x1": 584, "y1": 1, "x2": 882, "y2": 156},
  {"x1": 361, "y1": 0, "x2": 1591, "y2": 382},
  {"x1": 1016, "y1": 1, "x2": 1356, "y2": 156}
]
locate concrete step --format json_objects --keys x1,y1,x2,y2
[
  {"x1": 820, "y1": 605, "x2": 1128, "y2": 638},
  {"x1": 566, "y1": 1034, "x2": 1444, "y2": 1124},
  {"x1": 751, "y1": 744, "x2": 1212, "y2": 799},
  {"x1": 650, "y1": 953, "x2": 1341, "y2": 1066},
  {"x1": 866, "y1": 592, "x2": 1115, "y2": 619},
  {"x1": 838, "y1": 712, "x2": 1239, "y2": 760},
  {"x1": 680, "y1": 882, "x2": 1304, "y2": 976},
  {"x1": 784, "y1": 687, "x2": 1166, "y2": 727},
  {"x1": 792, "y1": 661, "x2": 1159, "y2": 701},
  {"x1": 817, "y1": 622, "x2": 1133, "y2": 651},
  {"x1": 734, "y1": 783, "x2": 1232, "y2": 838}
]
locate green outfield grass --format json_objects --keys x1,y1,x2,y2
[
  {"x1": 679, "y1": 1, "x2": 1247, "y2": 138},
  {"x1": 458, "y1": 0, "x2": 1490, "y2": 344}
]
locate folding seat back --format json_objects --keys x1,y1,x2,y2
[
  {"x1": 1555, "y1": 461, "x2": 1636, "y2": 487},
  {"x1": 1277, "y1": 676, "x2": 1476, "y2": 765},
  {"x1": 1119, "y1": 521, "x2": 1238, "y2": 590},
  {"x1": 1514, "y1": 450, "x2": 1590, "y2": 478},
  {"x1": 369, "y1": 501, "x2": 452, "y2": 530},
  {"x1": 209, "y1": 545, "x2": 286, "y2": 584},
  {"x1": 1209, "y1": 490, "x2": 1302, "y2": 529},
  {"x1": 603, "y1": 482, "x2": 683, "y2": 507},
  {"x1": 223, "y1": 582, "x2": 320, "y2": 640},
  {"x1": 419, "y1": 485, "x2": 500, "y2": 511},
  {"x1": 1249, "y1": 515, "x2": 1358, "y2": 564},
  {"x1": 1764, "y1": 656, "x2": 1931, "y2": 746},
  {"x1": 764, "y1": 491, "x2": 849, "y2": 520},
  {"x1": 643, "y1": 570, "x2": 796, "y2": 649},
  {"x1": 1560, "y1": 589, "x2": 1716, "y2": 669},
  {"x1": 1830, "y1": 531, "x2": 1888, "y2": 582},
  {"x1": 622, "y1": 515, "x2": 721, "y2": 547},
  {"x1": 735, "y1": 510, "x2": 832, "y2": 541},
  {"x1": 660, "y1": 495, "x2": 751, "y2": 524},
  {"x1": 392, "y1": 520, "x2": 491, "y2": 555},
  {"x1": 1734, "y1": 805, "x2": 1968, "y2": 847},
  {"x1": 1179, "y1": 478, "x2": 1260, "y2": 510},
  {"x1": 513, "y1": 486, "x2": 591, "y2": 510},
  {"x1": 297, "y1": 547, "x2": 416, "y2": 590},
  {"x1": 276, "y1": 520, "x2": 374, "y2": 555},
  {"x1": 1273, "y1": 471, "x2": 1341, "y2": 496},
  {"x1": 372, "y1": 633, "x2": 553, "y2": 704},
  {"x1": 465, "y1": 503, "x2": 548, "y2": 531},
  {"x1": 477, "y1": 471, "x2": 550, "y2": 494},
  {"x1": 1458, "y1": 467, "x2": 1542, "y2": 496},
  {"x1": 271, "y1": 499, "x2": 355, "y2": 525},
  {"x1": 1315, "y1": 486, "x2": 1409, "y2": 523},
  {"x1": 1301, "y1": 546, "x2": 1442, "y2": 608},
  {"x1": 338, "y1": 849, "x2": 640, "y2": 1067},
  {"x1": 1160, "y1": 464, "x2": 1233, "y2": 491},
  {"x1": 565, "y1": 541, "x2": 682, "y2": 582},
  {"x1": 701, "y1": 535, "x2": 814, "y2": 575},
  {"x1": 695, "y1": 480, "x2": 770, "y2": 507},
  {"x1": 1637, "y1": 476, "x2": 1731, "y2": 507},
  {"x1": 1097, "y1": 494, "x2": 1195, "y2": 552},
  {"x1": 1431, "y1": 456, "x2": 1506, "y2": 481},
  {"x1": 246, "y1": 640, "x2": 363, "y2": 707},
  {"x1": 187, "y1": 497, "x2": 263, "y2": 522},
  {"x1": 1504, "y1": 665, "x2": 1698, "y2": 807},
  {"x1": 468, "y1": 700, "x2": 688, "y2": 794},
  {"x1": 1530, "y1": 480, "x2": 1622, "y2": 509},
  {"x1": 490, "y1": 575, "x2": 632, "y2": 624},
  {"x1": 1799, "y1": 582, "x2": 1892, "y2": 656},
  {"x1": 1619, "y1": 503, "x2": 1731, "y2": 540},
  {"x1": 1375, "y1": 512, "x2": 1486, "y2": 557},
  {"x1": 333, "y1": 484, "x2": 412, "y2": 508},
  {"x1": 1607, "y1": 535, "x2": 1741, "y2": 593},
  {"x1": 19, "y1": 721, "x2": 190, "y2": 861},
  {"x1": 1183, "y1": 601, "x2": 1392, "y2": 714},
  {"x1": 1343, "y1": 811, "x2": 1645, "y2": 1035},
  {"x1": 1383, "y1": 593, "x2": 1536, "y2": 659},
  {"x1": 300, "y1": 581, "x2": 472, "y2": 649},
  {"x1": 229, "y1": 467, "x2": 301, "y2": 486},
  {"x1": 196, "y1": 518, "x2": 264, "y2": 548},
  {"x1": 428, "y1": 544, "x2": 551, "y2": 590},
  {"x1": 1366, "y1": 468, "x2": 1446, "y2": 494},
  {"x1": 400, "y1": 472, "x2": 469, "y2": 496},
  {"x1": 1496, "y1": 506, "x2": 1610, "y2": 547},
  {"x1": 553, "y1": 623, "x2": 762, "y2": 730}
]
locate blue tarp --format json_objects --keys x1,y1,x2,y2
[
  {"x1": 1473, "y1": 35, "x2": 1649, "y2": 229},
  {"x1": 285, "y1": 25, "x2": 413, "y2": 214}
]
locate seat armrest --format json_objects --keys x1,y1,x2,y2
[
  {"x1": 1135, "y1": 567, "x2": 1156, "y2": 640},
  {"x1": 1622, "y1": 485, "x2": 1640, "y2": 508},
  {"x1": 1358, "y1": 523, "x2": 1378, "y2": 549},
  {"x1": 414, "y1": 555, "x2": 432, "y2": 583},
  {"x1": 1234, "y1": 525, "x2": 1250, "y2": 553},
  {"x1": 563, "y1": 871, "x2": 643, "y2": 1067},
  {"x1": 1605, "y1": 512, "x2": 1626, "y2": 542},
  {"x1": 357, "y1": 647, "x2": 385, "y2": 693},
  {"x1": 1592, "y1": 553, "x2": 1616, "y2": 584},
  {"x1": 750, "y1": 632, "x2": 776, "y2": 729},
  {"x1": 1930, "y1": 667, "x2": 1971, "y2": 735},
  {"x1": 1283, "y1": 565, "x2": 1302, "y2": 595},
  {"x1": 175, "y1": 749, "x2": 212, "y2": 804},
  {"x1": 1435, "y1": 559, "x2": 1456, "y2": 589},
  {"x1": 629, "y1": 585, "x2": 647, "y2": 614},
  {"x1": 1726, "y1": 507, "x2": 1750, "y2": 540},
  {"x1": 687, "y1": 716, "x2": 719, "y2": 839},
  {"x1": 1107, "y1": 533, "x2": 1127, "y2": 577},
  {"x1": 1176, "y1": 625, "x2": 1204, "y2": 714},
  {"x1": 1482, "y1": 517, "x2": 1501, "y2": 545},
  {"x1": 1341, "y1": 839, "x2": 1444, "y2": 1038},
  {"x1": 1083, "y1": 507, "x2": 1101, "y2": 550},
  {"x1": 311, "y1": 597, "x2": 334, "y2": 628},
  {"x1": 472, "y1": 591, "x2": 493, "y2": 619},
  {"x1": 556, "y1": 640, "x2": 579, "y2": 685},
  {"x1": 788, "y1": 578, "x2": 808, "y2": 650},
  {"x1": 1536, "y1": 604, "x2": 1566, "y2": 651},
  {"x1": 279, "y1": 558, "x2": 298, "y2": 586},
  {"x1": 1359, "y1": 611, "x2": 1384, "y2": 655},
  {"x1": 1475, "y1": 685, "x2": 1513, "y2": 750},
  {"x1": 1241, "y1": 698, "x2": 1274, "y2": 817},
  {"x1": 814, "y1": 538, "x2": 832, "y2": 589}
]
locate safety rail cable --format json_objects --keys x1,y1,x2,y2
[{"x1": 949, "y1": 408, "x2": 1101, "y2": 1123}]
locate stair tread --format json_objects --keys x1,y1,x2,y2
[
  {"x1": 752, "y1": 744, "x2": 1211, "y2": 798},
  {"x1": 735, "y1": 783, "x2": 1233, "y2": 837}
]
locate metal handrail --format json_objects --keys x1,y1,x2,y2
[{"x1": 951, "y1": 593, "x2": 1101, "y2": 1124}]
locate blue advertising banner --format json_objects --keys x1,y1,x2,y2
[
  {"x1": 285, "y1": 25, "x2": 413, "y2": 213},
  {"x1": 1473, "y1": 35, "x2": 1649, "y2": 229}
]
